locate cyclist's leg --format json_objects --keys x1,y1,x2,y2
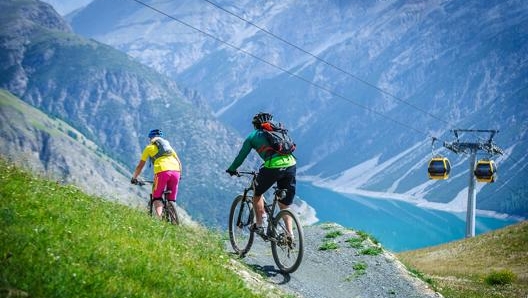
[
  {"x1": 252, "y1": 195, "x2": 265, "y2": 227},
  {"x1": 254, "y1": 167, "x2": 277, "y2": 227},
  {"x1": 276, "y1": 165, "x2": 297, "y2": 236},
  {"x1": 165, "y1": 170, "x2": 180, "y2": 224},
  {"x1": 165, "y1": 170, "x2": 181, "y2": 201},
  {"x1": 152, "y1": 199, "x2": 164, "y2": 218},
  {"x1": 152, "y1": 171, "x2": 170, "y2": 217},
  {"x1": 278, "y1": 202, "x2": 292, "y2": 236}
]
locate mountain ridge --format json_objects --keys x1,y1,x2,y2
[
  {"x1": 68, "y1": 0, "x2": 528, "y2": 217},
  {"x1": 0, "y1": 0, "x2": 260, "y2": 227},
  {"x1": 1, "y1": 0, "x2": 525, "y2": 232}
]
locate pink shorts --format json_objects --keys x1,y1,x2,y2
[{"x1": 152, "y1": 170, "x2": 181, "y2": 201}]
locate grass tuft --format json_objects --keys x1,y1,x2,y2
[
  {"x1": 345, "y1": 237, "x2": 364, "y2": 249},
  {"x1": 324, "y1": 230, "x2": 343, "y2": 239},
  {"x1": 345, "y1": 262, "x2": 368, "y2": 281},
  {"x1": 360, "y1": 246, "x2": 383, "y2": 256},
  {"x1": 356, "y1": 230, "x2": 378, "y2": 245},
  {"x1": 319, "y1": 241, "x2": 339, "y2": 251},
  {"x1": 484, "y1": 269, "x2": 517, "y2": 286},
  {"x1": 352, "y1": 262, "x2": 367, "y2": 271}
]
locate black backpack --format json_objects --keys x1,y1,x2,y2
[{"x1": 261, "y1": 121, "x2": 296, "y2": 156}]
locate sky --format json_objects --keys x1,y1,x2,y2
[{"x1": 41, "y1": 0, "x2": 93, "y2": 15}]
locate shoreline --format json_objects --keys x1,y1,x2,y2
[{"x1": 299, "y1": 176, "x2": 525, "y2": 222}]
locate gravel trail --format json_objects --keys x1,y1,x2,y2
[{"x1": 230, "y1": 223, "x2": 442, "y2": 298}]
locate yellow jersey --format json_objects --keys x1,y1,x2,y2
[{"x1": 140, "y1": 140, "x2": 181, "y2": 174}]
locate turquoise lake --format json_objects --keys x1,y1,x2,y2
[{"x1": 297, "y1": 182, "x2": 519, "y2": 252}]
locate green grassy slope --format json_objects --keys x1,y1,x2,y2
[
  {"x1": 3, "y1": 154, "x2": 525, "y2": 298},
  {"x1": 397, "y1": 221, "x2": 528, "y2": 298},
  {"x1": 0, "y1": 159, "x2": 268, "y2": 298}
]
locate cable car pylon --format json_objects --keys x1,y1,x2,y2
[{"x1": 442, "y1": 129, "x2": 504, "y2": 238}]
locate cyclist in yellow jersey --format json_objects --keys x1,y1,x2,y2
[{"x1": 131, "y1": 129, "x2": 182, "y2": 218}]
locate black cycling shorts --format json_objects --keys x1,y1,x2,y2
[{"x1": 254, "y1": 164, "x2": 296, "y2": 205}]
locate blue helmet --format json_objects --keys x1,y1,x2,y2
[{"x1": 148, "y1": 129, "x2": 163, "y2": 138}]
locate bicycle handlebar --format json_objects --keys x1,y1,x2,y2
[
  {"x1": 236, "y1": 171, "x2": 256, "y2": 177},
  {"x1": 133, "y1": 179, "x2": 154, "y2": 186}
]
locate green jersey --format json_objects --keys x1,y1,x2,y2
[{"x1": 228, "y1": 129, "x2": 296, "y2": 170}]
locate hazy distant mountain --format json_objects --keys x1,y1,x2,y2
[
  {"x1": 0, "y1": 0, "x2": 259, "y2": 227},
  {"x1": 69, "y1": 0, "x2": 528, "y2": 217},
  {"x1": 40, "y1": 0, "x2": 93, "y2": 15}
]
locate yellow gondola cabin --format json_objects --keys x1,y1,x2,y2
[
  {"x1": 428, "y1": 156, "x2": 451, "y2": 180},
  {"x1": 474, "y1": 159, "x2": 497, "y2": 183}
]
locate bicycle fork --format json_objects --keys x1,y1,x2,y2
[{"x1": 236, "y1": 199, "x2": 249, "y2": 229}]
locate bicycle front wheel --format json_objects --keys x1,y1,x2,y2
[
  {"x1": 271, "y1": 209, "x2": 304, "y2": 273},
  {"x1": 228, "y1": 195, "x2": 255, "y2": 256},
  {"x1": 166, "y1": 201, "x2": 180, "y2": 225}
]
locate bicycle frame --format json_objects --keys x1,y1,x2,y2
[
  {"x1": 230, "y1": 171, "x2": 304, "y2": 273},
  {"x1": 136, "y1": 179, "x2": 179, "y2": 225},
  {"x1": 238, "y1": 171, "x2": 285, "y2": 239}
]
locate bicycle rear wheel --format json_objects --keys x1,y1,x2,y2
[
  {"x1": 228, "y1": 195, "x2": 255, "y2": 256},
  {"x1": 148, "y1": 194, "x2": 154, "y2": 217},
  {"x1": 271, "y1": 209, "x2": 304, "y2": 273},
  {"x1": 166, "y1": 201, "x2": 180, "y2": 225}
]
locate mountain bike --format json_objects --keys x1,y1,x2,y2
[
  {"x1": 134, "y1": 179, "x2": 179, "y2": 225},
  {"x1": 228, "y1": 171, "x2": 304, "y2": 273}
]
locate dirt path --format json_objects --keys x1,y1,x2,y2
[{"x1": 231, "y1": 223, "x2": 442, "y2": 298}]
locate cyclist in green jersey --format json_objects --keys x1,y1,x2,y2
[{"x1": 226, "y1": 112, "x2": 297, "y2": 237}]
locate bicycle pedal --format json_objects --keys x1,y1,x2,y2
[{"x1": 251, "y1": 225, "x2": 268, "y2": 240}]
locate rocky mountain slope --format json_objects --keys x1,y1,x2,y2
[
  {"x1": 0, "y1": 89, "x2": 145, "y2": 207},
  {"x1": 1, "y1": 0, "x2": 526, "y2": 229},
  {"x1": 68, "y1": 0, "x2": 528, "y2": 217},
  {"x1": 0, "y1": 0, "x2": 258, "y2": 227}
]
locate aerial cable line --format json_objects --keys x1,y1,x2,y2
[
  {"x1": 131, "y1": 1, "x2": 522, "y2": 207},
  {"x1": 129, "y1": 0, "x2": 522, "y2": 144},
  {"x1": 130, "y1": 0, "x2": 428, "y2": 136},
  {"x1": 215, "y1": 0, "x2": 528, "y2": 168},
  {"x1": 425, "y1": 82, "x2": 528, "y2": 150},
  {"x1": 202, "y1": 0, "x2": 451, "y2": 126}
]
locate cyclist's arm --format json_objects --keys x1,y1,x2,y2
[
  {"x1": 132, "y1": 160, "x2": 146, "y2": 180},
  {"x1": 227, "y1": 133, "x2": 255, "y2": 171},
  {"x1": 132, "y1": 146, "x2": 152, "y2": 180}
]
